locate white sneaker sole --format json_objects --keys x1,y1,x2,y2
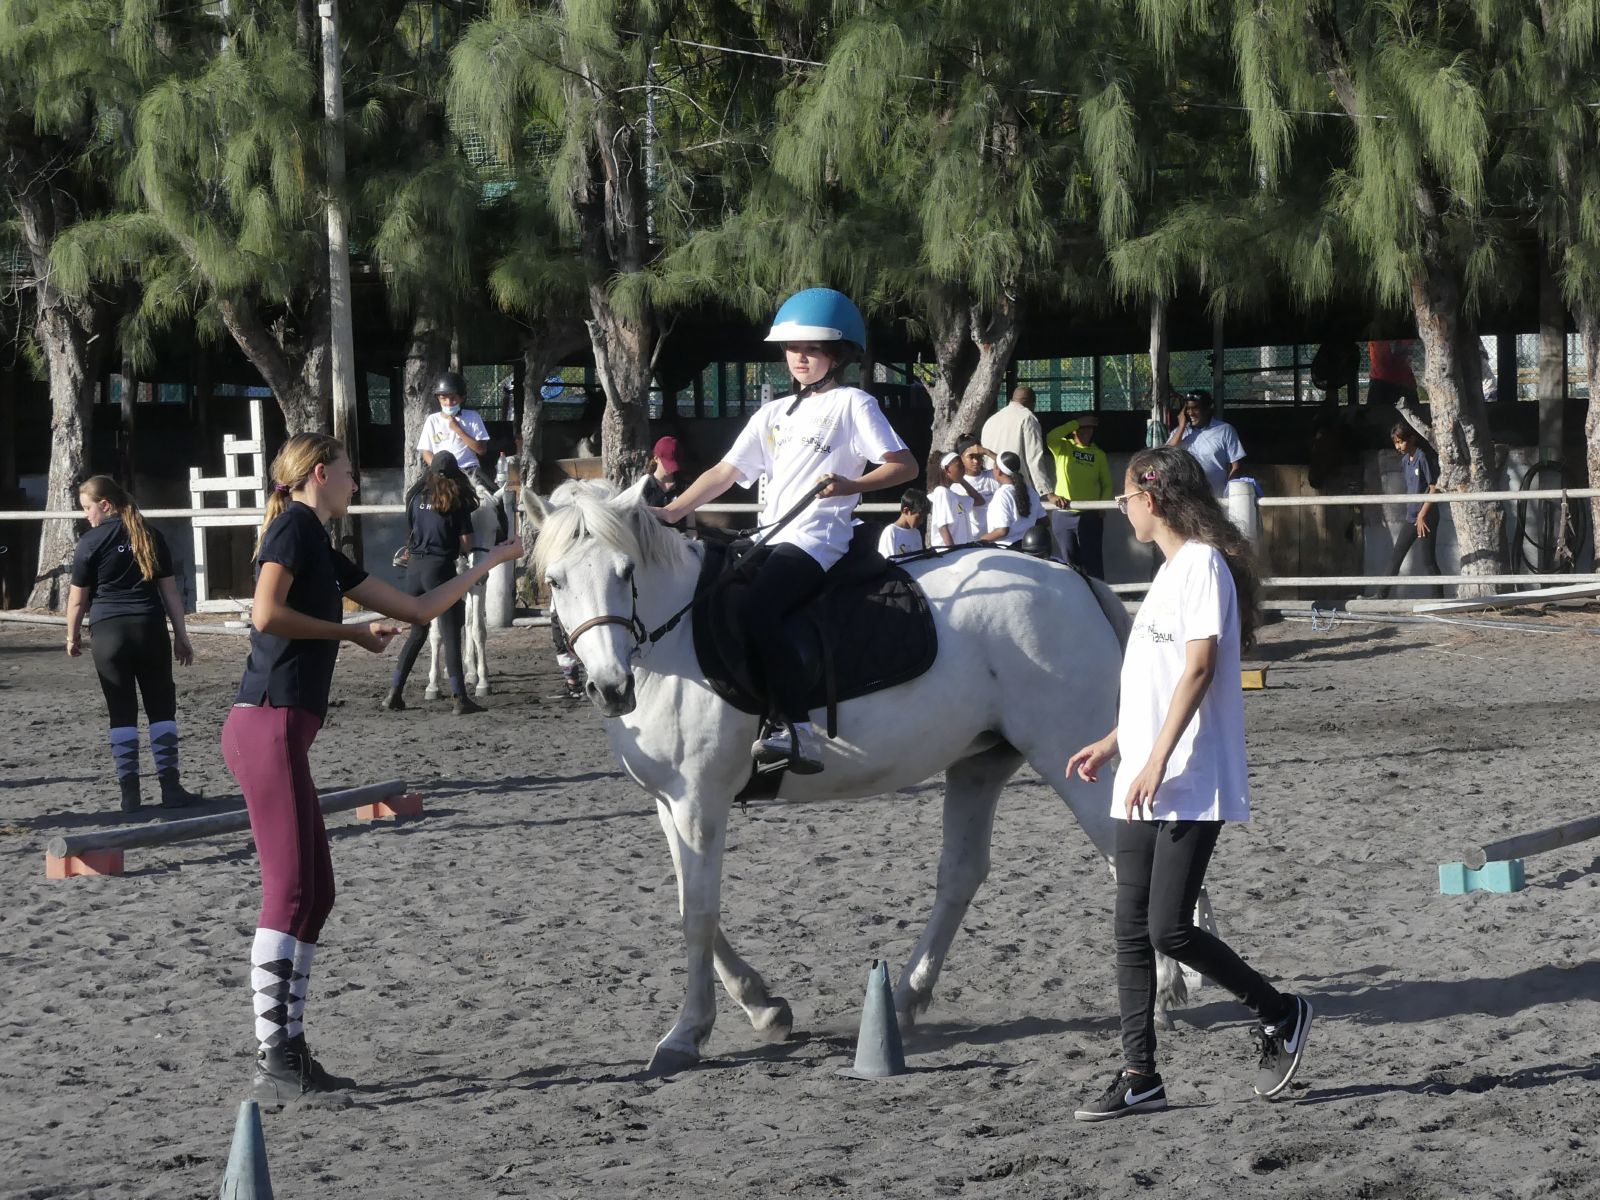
[{"x1": 1073, "y1": 1096, "x2": 1169, "y2": 1122}]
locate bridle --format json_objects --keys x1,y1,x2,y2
[{"x1": 554, "y1": 478, "x2": 832, "y2": 666}]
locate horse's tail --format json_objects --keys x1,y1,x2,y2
[{"x1": 1083, "y1": 573, "x2": 1132, "y2": 652}]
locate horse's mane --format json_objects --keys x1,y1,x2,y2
[{"x1": 532, "y1": 478, "x2": 696, "y2": 580}]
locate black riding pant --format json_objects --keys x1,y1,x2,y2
[
  {"x1": 1378, "y1": 520, "x2": 1441, "y2": 599},
  {"x1": 1114, "y1": 819, "x2": 1291, "y2": 1073},
  {"x1": 90, "y1": 614, "x2": 175, "y2": 728},
  {"x1": 741, "y1": 543, "x2": 828, "y2": 725},
  {"x1": 392, "y1": 553, "x2": 466, "y2": 694},
  {"x1": 1066, "y1": 512, "x2": 1106, "y2": 580}
]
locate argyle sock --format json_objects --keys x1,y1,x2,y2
[
  {"x1": 287, "y1": 940, "x2": 315, "y2": 1041},
  {"x1": 108, "y1": 726, "x2": 140, "y2": 782},
  {"x1": 148, "y1": 719, "x2": 179, "y2": 778},
  {"x1": 251, "y1": 928, "x2": 299, "y2": 1051}
]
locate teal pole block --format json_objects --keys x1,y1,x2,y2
[{"x1": 1438, "y1": 859, "x2": 1526, "y2": 895}]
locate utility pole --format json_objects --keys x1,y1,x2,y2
[{"x1": 321, "y1": 0, "x2": 361, "y2": 557}]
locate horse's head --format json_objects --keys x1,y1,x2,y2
[{"x1": 525, "y1": 477, "x2": 685, "y2": 718}]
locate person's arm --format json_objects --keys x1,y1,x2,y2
[
  {"x1": 977, "y1": 525, "x2": 1010, "y2": 543},
  {"x1": 1024, "y1": 418, "x2": 1056, "y2": 500},
  {"x1": 957, "y1": 477, "x2": 987, "y2": 506},
  {"x1": 656, "y1": 461, "x2": 742, "y2": 521},
  {"x1": 937, "y1": 523, "x2": 955, "y2": 547},
  {"x1": 65, "y1": 585, "x2": 89, "y2": 656},
  {"x1": 449, "y1": 413, "x2": 489, "y2": 456},
  {"x1": 421, "y1": 449, "x2": 434, "y2": 466},
  {"x1": 1095, "y1": 449, "x2": 1113, "y2": 501},
  {"x1": 1120, "y1": 637, "x2": 1217, "y2": 818},
  {"x1": 1166, "y1": 407, "x2": 1188, "y2": 446},
  {"x1": 816, "y1": 448, "x2": 918, "y2": 498},
  {"x1": 251, "y1": 562, "x2": 394, "y2": 651},
  {"x1": 1066, "y1": 727, "x2": 1118, "y2": 782},
  {"x1": 346, "y1": 540, "x2": 521, "y2": 627},
  {"x1": 1417, "y1": 484, "x2": 1438, "y2": 533},
  {"x1": 1227, "y1": 427, "x2": 1246, "y2": 478},
  {"x1": 156, "y1": 577, "x2": 194, "y2": 666}
]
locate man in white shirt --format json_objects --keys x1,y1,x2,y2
[
  {"x1": 1167, "y1": 392, "x2": 1245, "y2": 497},
  {"x1": 979, "y1": 386, "x2": 1059, "y2": 503},
  {"x1": 418, "y1": 371, "x2": 492, "y2": 481}
]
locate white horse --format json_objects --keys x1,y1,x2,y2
[
  {"x1": 427, "y1": 477, "x2": 507, "y2": 699},
  {"x1": 525, "y1": 479, "x2": 1194, "y2": 1074}
]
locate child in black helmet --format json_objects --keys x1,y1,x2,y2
[{"x1": 418, "y1": 371, "x2": 492, "y2": 483}]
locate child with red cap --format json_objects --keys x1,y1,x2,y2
[{"x1": 641, "y1": 436, "x2": 681, "y2": 508}]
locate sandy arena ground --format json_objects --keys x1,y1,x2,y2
[{"x1": 2, "y1": 612, "x2": 1598, "y2": 1199}]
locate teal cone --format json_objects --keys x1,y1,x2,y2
[
  {"x1": 218, "y1": 1099, "x2": 274, "y2": 1199},
  {"x1": 839, "y1": 960, "x2": 906, "y2": 1079}
]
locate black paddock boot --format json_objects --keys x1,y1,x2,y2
[
  {"x1": 251, "y1": 1042, "x2": 353, "y2": 1111},
  {"x1": 452, "y1": 692, "x2": 485, "y2": 716},
  {"x1": 380, "y1": 687, "x2": 406, "y2": 711},
  {"x1": 118, "y1": 776, "x2": 142, "y2": 813},
  {"x1": 157, "y1": 772, "x2": 201, "y2": 809},
  {"x1": 284, "y1": 1034, "x2": 357, "y2": 1090}
]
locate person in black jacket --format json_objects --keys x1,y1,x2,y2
[
  {"x1": 382, "y1": 451, "x2": 483, "y2": 715},
  {"x1": 65, "y1": 476, "x2": 202, "y2": 812}
]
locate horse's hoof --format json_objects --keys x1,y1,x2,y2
[
  {"x1": 750, "y1": 999, "x2": 793, "y2": 1042},
  {"x1": 474, "y1": 685, "x2": 490, "y2": 697},
  {"x1": 1155, "y1": 1007, "x2": 1175, "y2": 1032},
  {"x1": 645, "y1": 1045, "x2": 700, "y2": 1077},
  {"x1": 424, "y1": 688, "x2": 440, "y2": 701}
]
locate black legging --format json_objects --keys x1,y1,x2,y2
[
  {"x1": 391, "y1": 553, "x2": 466, "y2": 695},
  {"x1": 1066, "y1": 512, "x2": 1106, "y2": 580},
  {"x1": 741, "y1": 544, "x2": 828, "y2": 725},
  {"x1": 1377, "y1": 518, "x2": 1441, "y2": 599},
  {"x1": 90, "y1": 614, "x2": 175, "y2": 728},
  {"x1": 1114, "y1": 819, "x2": 1292, "y2": 1073}
]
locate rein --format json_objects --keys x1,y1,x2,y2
[{"x1": 561, "y1": 478, "x2": 831, "y2": 660}]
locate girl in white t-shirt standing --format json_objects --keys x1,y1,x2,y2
[
  {"x1": 654, "y1": 289, "x2": 918, "y2": 774},
  {"x1": 977, "y1": 451, "x2": 1044, "y2": 545},
  {"x1": 1066, "y1": 445, "x2": 1311, "y2": 1122},
  {"x1": 928, "y1": 452, "x2": 986, "y2": 546}
]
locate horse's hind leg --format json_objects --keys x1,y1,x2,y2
[
  {"x1": 424, "y1": 623, "x2": 442, "y2": 700},
  {"x1": 894, "y1": 741, "x2": 1022, "y2": 1026}
]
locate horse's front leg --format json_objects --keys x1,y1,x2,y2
[
  {"x1": 648, "y1": 795, "x2": 730, "y2": 1075},
  {"x1": 713, "y1": 929, "x2": 792, "y2": 1042},
  {"x1": 424, "y1": 622, "x2": 442, "y2": 700},
  {"x1": 469, "y1": 593, "x2": 490, "y2": 695}
]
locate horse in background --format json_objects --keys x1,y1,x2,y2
[{"x1": 426, "y1": 475, "x2": 508, "y2": 699}]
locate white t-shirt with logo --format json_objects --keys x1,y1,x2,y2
[
  {"x1": 929, "y1": 484, "x2": 979, "y2": 546},
  {"x1": 983, "y1": 484, "x2": 1044, "y2": 541},
  {"x1": 965, "y1": 468, "x2": 999, "y2": 499},
  {"x1": 1112, "y1": 540, "x2": 1250, "y2": 823},
  {"x1": 877, "y1": 522, "x2": 924, "y2": 558},
  {"x1": 722, "y1": 386, "x2": 908, "y2": 569},
  {"x1": 418, "y1": 409, "x2": 491, "y2": 472}
]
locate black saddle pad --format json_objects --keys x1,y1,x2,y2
[{"x1": 692, "y1": 525, "x2": 938, "y2": 722}]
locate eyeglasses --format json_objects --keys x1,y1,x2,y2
[{"x1": 1115, "y1": 489, "x2": 1147, "y2": 515}]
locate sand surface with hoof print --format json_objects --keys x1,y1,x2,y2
[{"x1": 2, "y1": 614, "x2": 1598, "y2": 1199}]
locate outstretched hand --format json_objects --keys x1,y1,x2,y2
[
  {"x1": 1065, "y1": 733, "x2": 1117, "y2": 783},
  {"x1": 351, "y1": 621, "x2": 402, "y2": 654},
  {"x1": 488, "y1": 539, "x2": 522, "y2": 568}
]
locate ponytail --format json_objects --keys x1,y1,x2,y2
[
  {"x1": 79, "y1": 475, "x2": 159, "y2": 581},
  {"x1": 998, "y1": 452, "x2": 1032, "y2": 520},
  {"x1": 425, "y1": 471, "x2": 465, "y2": 514},
  {"x1": 1126, "y1": 445, "x2": 1262, "y2": 650},
  {"x1": 257, "y1": 433, "x2": 345, "y2": 557}
]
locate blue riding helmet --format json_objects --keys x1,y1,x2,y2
[{"x1": 765, "y1": 288, "x2": 867, "y2": 350}]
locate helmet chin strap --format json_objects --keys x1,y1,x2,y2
[{"x1": 786, "y1": 361, "x2": 846, "y2": 415}]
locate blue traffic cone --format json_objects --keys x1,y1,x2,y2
[
  {"x1": 218, "y1": 1099, "x2": 274, "y2": 1199},
  {"x1": 838, "y1": 959, "x2": 907, "y2": 1079}
]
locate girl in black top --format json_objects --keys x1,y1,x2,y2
[
  {"x1": 382, "y1": 450, "x2": 481, "y2": 715},
  {"x1": 66, "y1": 476, "x2": 201, "y2": 812},
  {"x1": 222, "y1": 432, "x2": 519, "y2": 1109}
]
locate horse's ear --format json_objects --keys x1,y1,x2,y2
[
  {"x1": 621, "y1": 476, "x2": 651, "y2": 506},
  {"x1": 522, "y1": 488, "x2": 552, "y2": 530}
]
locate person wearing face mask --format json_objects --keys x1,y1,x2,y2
[
  {"x1": 418, "y1": 371, "x2": 492, "y2": 482},
  {"x1": 651, "y1": 289, "x2": 919, "y2": 775}
]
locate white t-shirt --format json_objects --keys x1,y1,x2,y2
[
  {"x1": 983, "y1": 484, "x2": 1044, "y2": 541},
  {"x1": 418, "y1": 409, "x2": 491, "y2": 472},
  {"x1": 722, "y1": 386, "x2": 908, "y2": 569},
  {"x1": 878, "y1": 522, "x2": 924, "y2": 558},
  {"x1": 1112, "y1": 540, "x2": 1250, "y2": 823},
  {"x1": 965, "y1": 468, "x2": 999, "y2": 499},
  {"x1": 929, "y1": 484, "x2": 979, "y2": 546}
]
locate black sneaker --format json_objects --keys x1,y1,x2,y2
[
  {"x1": 1254, "y1": 995, "x2": 1313, "y2": 1098},
  {"x1": 453, "y1": 693, "x2": 485, "y2": 716},
  {"x1": 1073, "y1": 1069, "x2": 1168, "y2": 1122}
]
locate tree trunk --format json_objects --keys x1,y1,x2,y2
[
  {"x1": 1538, "y1": 251, "x2": 1566, "y2": 458},
  {"x1": 1409, "y1": 262, "x2": 1504, "y2": 593},
  {"x1": 1577, "y1": 304, "x2": 1600, "y2": 547},
  {"x1": 925, "y1": 290, "x2": 1021, "y2": 483},
  {"x1": 1149, "y1": 297, "x2": 1172, "y2": 409},
  {"x1": 27, "y1": 300, "x2": 106, "y2": 609},
  {"x1": 217, "y1": 296, "x2": 332, "y2": 436},
  {"x1": 516, "y1": 321, "x2": 587, "y2": 494},
  {"x1": 588, "y1": 300, "x2": 655, "y2": 488},
  {"x1": 402, "y1": 303, "x2": 450, "y2": 494}
]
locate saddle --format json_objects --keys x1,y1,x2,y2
[{"x1": 692, "y1": 524, "x2": 938, "y2": 741}]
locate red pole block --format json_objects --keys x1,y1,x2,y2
[
  {"x1": 45, "y1": 850, "x2": 126, "y2": 879},
  {"x1": 354, "y1": 794, "x2": 424, "y2": 822}
]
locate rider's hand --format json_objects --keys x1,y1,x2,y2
[
  {"x1": 816, "y1": 474, "x2": 854, "y2": 500},
  {"x1": 351, "y1": 621, "x2": 401, "y2": 654}
]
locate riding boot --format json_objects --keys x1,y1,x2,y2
[
  {"x1": 250, "y1": 1043, "x2": 352, "y2": 1110},
  {"x1": 118, "y1": 775, "x2": 142, "y2": 814},
  {"x1": 453, "y1": 692, "x2": 485, "y2": 716},
  {"x1": 157, "y1": 771, "x2": 202, "y2": 808}
]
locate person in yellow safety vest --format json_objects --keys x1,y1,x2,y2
[{"x1": 1046, "y1": 412, "x2": 1113, "y2": 579}]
